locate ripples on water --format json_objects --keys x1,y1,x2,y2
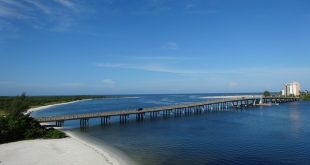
[{"x1": 33, "y1": 95, "x2": 310, "y2": 165}]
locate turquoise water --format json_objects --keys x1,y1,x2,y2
[{"x1": 32, "y1": 94, "x2": 310, "y2": 165}]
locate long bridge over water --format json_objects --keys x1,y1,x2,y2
[{"x1": 37, "y1": 96, "x2": 300, "y2": 129}]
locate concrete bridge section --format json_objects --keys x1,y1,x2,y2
[{"x1": 36, "y1": 96, "x2": 300, "y2": 129}]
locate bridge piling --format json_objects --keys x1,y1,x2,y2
[
  {"x1": 55, "y1": 120, "x2": 64, "y2": 127},
  {"x1": 37, "y1": 96, "x2": 300, "y2": 129},
  {"x1": 80, "y1": 119, "x2": 89, "y2": 130}
]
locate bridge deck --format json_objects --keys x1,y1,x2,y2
[{"x1": 36, "y1": 96, "x2": 299, "y2": 122}]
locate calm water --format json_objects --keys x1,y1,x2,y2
[{"x1": 33, "y1": 94, "x2": 310, "y2": 165}]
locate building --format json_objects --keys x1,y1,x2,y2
[{"x1": 282, "y1": 82, "x2": 301, "y2": 96}]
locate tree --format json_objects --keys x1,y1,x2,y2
[
  {"x1": 0, "y1": 93, "x2": 66, "y2": 144},
  {"x1": 263, "y1": 91, "x2": 271, "y2": 97},
  {"x1": 8, "y1": 92, "x2": 29, "y2": 117}
]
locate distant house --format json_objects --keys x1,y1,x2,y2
[{"x1": 282, "y1": 82, "x2": 300, "y2": 96}]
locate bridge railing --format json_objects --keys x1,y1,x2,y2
[{"x1": 36, "y1": 96, "x2": 298, "y2": 122}]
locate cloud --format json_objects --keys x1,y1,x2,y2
[
  {"x1": 0, "y1": 4, "x2": 27, "y2": 19},
  {"x1": 102, "y1": 0, "x2": 115, "y2": 5},
  {"x1": 53, "y1": 0, "x2": 76, "y2": 10},
  {"x1": 0, "y1": 0, "x2": 82, "y2": 34},
  {"x1": 133, "y1": 56, "x2": 182, "y2": 61},
  {"x1": 96, "y1": 62, "x2": 242, "y2": 76},
  {"x1": 24, "y1": 0, "x2": 52, "y2": 15},
  {"x1": 0, "y1": 0, "x2": 30, "y2": 10},
  {"x1": 102, "y1": 79, "x2": 116, "y2": 88},
  {"x1": 0, "y1": 80, "x2": 15, "y2": 85},
  {"x1": 0, "y1": 19, "x2": 19, "y2": 41},
  {"x1": 96, "y1": 63, "x2": 127, "y2": 68},
  {"x1": 96, "y1": 62, "x2": 310, "y2": 80},
  {"x1": 187, "y1": 9, "x2": 217, "y2": 15},
  {"x1": 62, "y1": 82, "x2": 84, "y2": 88},
  {"x1": 163, "y1": 42, "x2": 178, "y2": 50},
  {"x1": 96, "y1": 63, "x2": 189, "y2": 74},
  {"x1": 228, "y1": 81, "x2": 238, "y2": 88}
]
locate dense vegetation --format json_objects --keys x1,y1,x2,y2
[
  {"x1": 301, "y1": 93, "x2": 310, "y2": 101},
  {"x1": 263, "y1": 91, "x2": 271, "y2": 97},
  {"x1": 0, "y1": 94, "x2": 110, "y2": 115},
  {"x1": 0, "y1": 93, "x2": 115, "y2": 144},
  {"x1": 0, "y1": 114, "x2": 66, "y2": 144}
]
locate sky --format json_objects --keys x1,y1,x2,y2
[{"x1": 0, "y1": 0, "x2": 310, "y2": 96}]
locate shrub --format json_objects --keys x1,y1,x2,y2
[
  {"x1": 263, "y1": 91, "x2": 271, "y2": 97},
  {"x1": 44, "y1": 128, "x2": 66, "y2": 139}
]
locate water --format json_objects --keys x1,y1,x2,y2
[{"x1": 32, "y1": 94, "x2": 310, "y2": 165}]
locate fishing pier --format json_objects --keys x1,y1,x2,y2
[{"x1": 37, "y1": 96, "x2": 300, "y2": 129}]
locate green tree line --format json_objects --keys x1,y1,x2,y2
[
  {"x1": 0, "y1": 93, "x2": 72, "y2": 144},
  {"x1": 0, "y1": 94, "x2": 111, "y2": 115},
  {"x1": 301, "y1": 92, "x2": 310, "y2": 101}
]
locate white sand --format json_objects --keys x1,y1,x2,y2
[
  {"x1": 25, "y1": 99, "x2": 92, "y2": 114},
  {"x1": 1, "y1": 98, "x2": 134, "y2": 165},
  {"x1": 0, "y1": 132, "x2": 130, "y2": 165}
]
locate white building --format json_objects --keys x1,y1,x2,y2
[{"x1": 282, "y1": 82, "x2": 300, "y2": 96}]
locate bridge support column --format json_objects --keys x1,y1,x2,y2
[
  {"x1": 120, "y1": 115, "x2": 128, "y2": 124},
  {"x1": 150, "y1": 112, "x2": 153, "y2": 120},
  {"x1": 80, "y1": 118, "x2": 89, "y2": 130},
  {"x1": 55, "y1": 120, "x2": 64, "y2": 127},
  {"x1": 101, "y1": 117, "x2": 108, "y2": 126},
  {"x1": 175, "y1": 109, "x2": 181, "y2": 117},
  {"x1": 136, "y1": 113, "x2": 144, "y2": 121},
  {"x1": 102, "y1": 116, "x2": 110, "y2": 126}
]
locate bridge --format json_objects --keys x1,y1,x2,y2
[{"x1": 36, "y1": 96, "x2": 300, "y2": 129}]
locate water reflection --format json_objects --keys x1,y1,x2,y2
[{"x1": 289, "y1": 106, "x2": 301, "y2": 137}]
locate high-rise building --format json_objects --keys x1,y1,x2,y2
[{"x1": 282, "y1": 82, "x2": 300, "y2": 96}]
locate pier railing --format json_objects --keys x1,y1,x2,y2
[{"x1": 36, "y1": 96, "x2": 300, "y2": 128}]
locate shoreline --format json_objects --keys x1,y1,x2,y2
[
  {"x1": 25, "y1": 96, "x2": 140, "y2": 115},
  {"x1": 0, "y1": 131, "x2": 131, "y2": 165},
  {"x1": 64, "y1": 130, "x2": 136, "y2": 165},
  {"x1": 11, "y1": 98, "x2": 134, "y2": 165},
  {"x1": 25, "y1": 99, "x2": 93, "y2": 114}
]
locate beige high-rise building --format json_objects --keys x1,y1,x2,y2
[{"x1": 282, "y1": 82, "x2": 300, "y2": 96}]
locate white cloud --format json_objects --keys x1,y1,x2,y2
[
  {"x1": 0, "y1": 4, "x2": 27, "y2": 19},
  {"x1": 0, "y1": 80, "x2": 15, "y2": 85},
  {"x1": 62, "y1": 82, "x2": 84, "y2": 88},
  {"x1": 96, "y1": 63, "x2": 127, "y2": 68},
  {"x1": 163, "y1": 42, "x2": 178, "y2": 50},
  {"x1": 96, "y1": 63, "x2": 191, "y2": 74},
  {"x1": 228, "y1": 81, "x2": 238, "y2": 88},
  {"x1": 133, "y1": 56, "x2": 182, "y2": 61},
  {"x1": 102, "y1": 79, "x2": 115, "y2": 88},
  {"x1": 0, "y1": 19, "x2": 19, "y2": 40},
  {"x1": 96, "y1": 62, "x2": 310, "y2": 80},
  {"x1": 0, "y1": 0, "x2": 81, "y2": 33},
  {"x1": 53, "y1": 0, "x2": 77, "y2": 10},
  {"x1": 24, "y1": 0, "x2": 52, "y2": 15},
  {"x1": 0, "y1": 0, "x2": 30, "y2": 10}
]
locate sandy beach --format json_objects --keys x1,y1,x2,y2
[
  {"x1": 25, "y1": 99, "x2": 92, "y2": 114},
  {"x1": 0, "y1": 131, "x2": 131, "y2": 165},
  {"x1": 2, "y1": 98, "x2": 133, "y2": 165}
]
